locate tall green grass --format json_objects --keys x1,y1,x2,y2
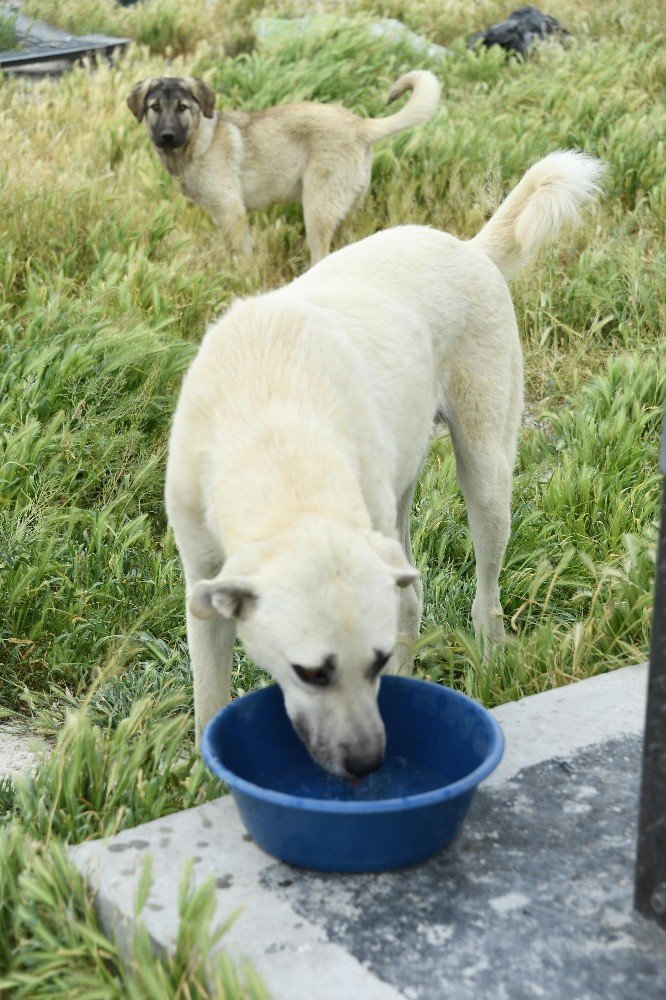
[
  {"x1": 0, "y1": 13, "x2": 18, "y2": 51},
  {"x1": 413, "y1": 355, "x2": 663, "y2": 702},
  {"x1": 0, "y1": 0, "x2": 664, "y2": 991},
  {"x1": 0, "y1": 821, "x2": 266, "y2": 998},
  {"x1": 0, "y1": 683, "x2": 266, "y2": 997},
  {"x1": 1, "y1": 2, "x2": 662, "y2": 718},
  {"x1": 20, "y1": 0, "x2": 251, "y2": 56}
]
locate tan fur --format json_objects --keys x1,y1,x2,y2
[{"x1": 127, "y1": 72, "x2": 441, "y2": 263}]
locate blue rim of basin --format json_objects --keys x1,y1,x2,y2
[{"x1": 202, "y1": 677, "x2": 505, "y2": 813}]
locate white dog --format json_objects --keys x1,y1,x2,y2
[{"x1": 165, "y1": 151, "x2": 603, "y2": 777}]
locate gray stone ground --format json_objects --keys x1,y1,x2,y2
[
  {"x1": 262, "y1": 734, "x2": 666, "y2": 1000},
  {"x1": 0, "y1": 724, "x2": 46, "y2": 776},
  {"x1": 71, "y1": 664, "x2": 666, "y2": 999}
]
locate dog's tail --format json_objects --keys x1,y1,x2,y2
[
  {"x1": 362, "y1": 71, "x2": 440, "y2": 143},
  {"x1": 471, "y1": 151, "x2": 604, "y2": 280}
]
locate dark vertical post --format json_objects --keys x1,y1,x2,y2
[{"x1": 635, "y1": 403, "x2": 666, "y2": 929}]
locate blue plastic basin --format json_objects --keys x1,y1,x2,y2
[{"x1": 202, "y1": 675, "x2": 504, "y2": 872}]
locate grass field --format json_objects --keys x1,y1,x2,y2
[{"x1": 1, "y1": 0, "x2": 664, "y2": 993}]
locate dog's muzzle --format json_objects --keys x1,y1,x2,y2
[
  {"x1": 344, "y1": 748, "x2": 384, "y2": 778},
  {"x1": 157, "y1": 131, "x2": 182, "y2": 150}
]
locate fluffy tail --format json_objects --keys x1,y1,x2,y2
[
  {"x1": 362, "y1": 70, "x2": 440, "y2": 143},
  {"x1": 471, "y1": 151, "x2": 604, "y2": 280}
]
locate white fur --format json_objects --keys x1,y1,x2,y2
[
  {"x1": 165, "y1": 151, "x2": 603, "y2": 775},
  {"x1": 471, "y1": 150, "x2": 604, "y2": 280}
]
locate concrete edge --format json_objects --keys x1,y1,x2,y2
[
  {"x1": 487, "y1": 663, "x2": 648, "y2": 786},
  {"x1": 69, "y1": 663, "x2": 649, "y2": 1000}
]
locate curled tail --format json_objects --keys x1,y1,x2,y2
[
  {"x1": 471, "y1": 151, "x2": 604, "y2": 280},
  {"x1": 362, "y1": 70, "x2": 440, "y2": 143}
]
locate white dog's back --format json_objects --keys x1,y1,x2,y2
[{"x1": 175, "y1": 146, "x2": 604, "y2": 538}]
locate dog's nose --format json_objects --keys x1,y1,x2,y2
[
  {"x1": 344, "y1": 751, "x2": 383, "y2": 778},
  {"x1": 160, "y1": 131, "x2": 176, "y2": 146}
]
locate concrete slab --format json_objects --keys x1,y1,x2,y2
[
  {"x1": 488, "y1": 661, "x2": 648, "y2": 785},
  {"x1": 71, "y1": 664, "x2": 666, "y2": 999}
]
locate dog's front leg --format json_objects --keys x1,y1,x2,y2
[
  {"x1": 391, "y1": 577, "x2": 423, "y2": 675},
  {"x1": 208, "y1": 193, "x2": 252, "y2": 256},
  {"x1": 388, "y1": 484, "x2": 423, "y2": 676},
  {"x1": 186, "y1": 607, "x2": 235, "y2": 744},
  {"x1": 228, "y1": 210, "x2": 252, "y2": 256}
]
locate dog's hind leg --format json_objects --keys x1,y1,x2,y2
[
  {"x1": 446, "y1": 357, "x2": 522, "y2": 653},
  {"x1": 388, "y1": 484, "x2": 423, "y2": 676},
  {"x1": 302, "y1": 155, "x2": 371, "y2": 264},
  {"x1": 302, "y1": 196, "x2": 339, "y2": 264},
  {"x1": 451, "y1": 438, "x2": 511, "y2": 649}
]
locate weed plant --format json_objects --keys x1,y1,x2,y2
[{"x1": 0, "y1": 13, "x2": 18, "y2": 51}]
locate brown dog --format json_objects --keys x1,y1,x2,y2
[{"x1": 127, "y1": 72, "x2": 440, "y2": 262}]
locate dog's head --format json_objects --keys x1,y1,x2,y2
[
  {"x1": 126, "y1": 77, "x2": 216, "y2": 151},
  {"x1": 190, "y1": 519, "x2": 418, "y2": 777}
]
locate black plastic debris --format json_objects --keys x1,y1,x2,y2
[{"x1": 468, "y1": 6, "x2": 569, "y2": 57}]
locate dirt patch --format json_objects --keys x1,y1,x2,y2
[{"x1": 0, "y1": 724, "x2": 48, "y2": 776}]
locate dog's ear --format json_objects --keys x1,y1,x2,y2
[
  {"x1": 365, "y1": 532, "x2": 420, "y2": 589},
  {"x1": 127, "y1": 79, "x2": 158, "y2": 122},
  {"x1": 183, "y1": 78, "x2": 216, "y2": 118},
  {"x1": 189, "y1": 576, "x2": 258, "y2": 620}
]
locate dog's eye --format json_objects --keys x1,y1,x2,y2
[
  {"x1": 368, "y1": 649, "x2": 393, "y2": 679},
  {"x1": 177, "y1": 103, "x2": 188, "y2": 113},
  {"x1": 292, "y1": 664, "x2": 330, "y2": 687},
  {"x1": 149, "y1": 103, "x2": 160, "y2": 112}
]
